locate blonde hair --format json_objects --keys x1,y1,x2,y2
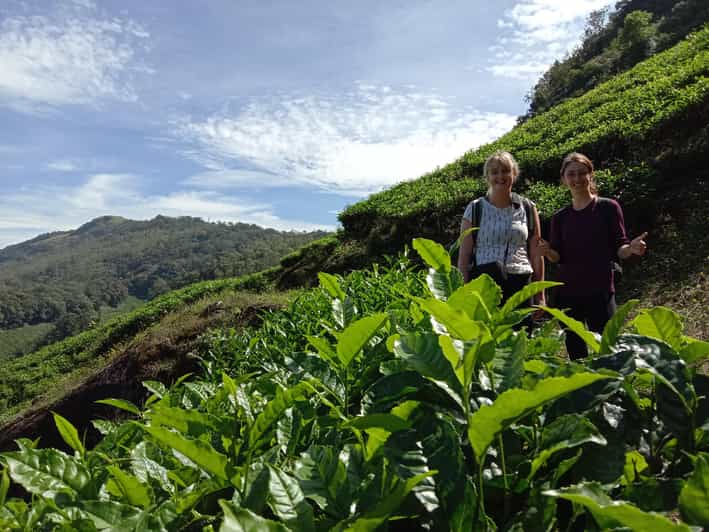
[
  {"x1": 483, "y1": 151, "x2": 519, "y2": 191},
  {"x1": 560, "y1": 152, "x2": 598, "y2": 194}
]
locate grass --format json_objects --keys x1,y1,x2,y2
[
  {"x1": 0, "y1": 288, "x2": 294, "y2": 426},
  {"x1": 0, "y1": 322, "x2": 54, "y2": 362}
]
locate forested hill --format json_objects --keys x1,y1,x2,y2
[
  {"x1": 523, "y1": 0, "x2": 709, "y2": 119},
  {"x1": 0, "y1": 215, "x2": 328, "y2": 357}
]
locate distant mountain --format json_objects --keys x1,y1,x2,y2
[{"x1": 0, "y1": 215, "x2": 328, "y2": 357}]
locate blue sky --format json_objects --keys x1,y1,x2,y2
[{"x1": 0, "y1": 0, "x2": 612, "y2": 249}]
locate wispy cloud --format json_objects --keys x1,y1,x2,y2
[
  {"x1": 0, "y1": 173, "x2": 333, "y2": 249},
  {"x1": 489, "y1": 0, "x2": 612, "y2": 80},
  {"x1": 175, "y1": 84, "x2": 516, "y2": 196},
  {"x1": 47, "y1": 159, "x2": 78, "y2": 172},
  {"x1": 0, "y1": 1, "x2": 152, "y2": 112}
]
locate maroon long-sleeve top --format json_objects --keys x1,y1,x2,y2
[{"x1": 549, "y1": 197, "x2": 630, "y2": 296}]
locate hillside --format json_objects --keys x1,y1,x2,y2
[
  {"x1": 523, "y1": 0, "x2": 709, "y2": 118},
  {"x1": 0, "y1": 19, "x2": 708, "y2": 532},
  {"x1": 0, "y1": 215, "x2": 327, "y2": 359}
]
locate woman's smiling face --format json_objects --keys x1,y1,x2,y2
[
  {"x1": 487, "y1": 161, "x2": 515, "y2": 192},
  {"x1": 562, "y1": 161, "x2": 592, "y2": 193}
]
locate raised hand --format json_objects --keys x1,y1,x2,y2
[{"x1": 629, "y1": 232, "x2": 648, "y2": 256}]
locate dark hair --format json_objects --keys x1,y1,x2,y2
[{"x1": 560, "y1": 152, "x2": 597, "y2": 194}]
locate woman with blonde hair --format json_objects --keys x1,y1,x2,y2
[
  {"x1": 457, "y1": 150, "x2": 545, "y2": 304},
  {"x1": 538, "y1": 152, "x2": 648, "y2": 359}
]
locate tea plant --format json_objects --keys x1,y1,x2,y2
[{"x1": 1, "y1": 239, "x2": 708, "y2": 530}]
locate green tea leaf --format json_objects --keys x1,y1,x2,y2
[
  {"x1": 142, "y1": 380, "x2": 167, "y2": 398},
  {"x1": 449, "y1": 274, "x2": 501, "y2": 319},
  {"x1": 145, "y1": 404, "x2": 217, "y2": 437},
  {"x1": 413, "y1": 238, "x2": 451, "y2": 273},
  {"x1": 249, "y1": 381, "x2": 316, "y2": 450},
  {"x1": 106, "y1": 466, "x2": 152, "y2": 509},
  {"x1": 600, "y1": 299, "x2": 639, "y2": 354},
  {"x1": 529, "y1": 415, "x2": 606, "y2": 478},
  {"x1": 219, "y1": 501, "x2": 290, "y2": 531},
  {"x1": 0, "y1": 468, "x2": 9, "y2": 507},
  {"x1": 78, "y1": 500, "x2": 143, "y2": 530},
  {"x1": 336, "y1": 313, "x2": 388, "y2": 367},
  {"x1": 130, "y1": 442, "x2": 171, "y2": 493},
  {"x1": 622, "y1": 450, "x2": 649, "y2": 485},
  {"x1": 539, "y1": 306, "x2": 600, "y2": 353},
  {"x1": 499, "y1": 281, "x2": 561, "y2": 316},
  {"x1": 426, "y1": 269, "x2": 463, "y2": 301},
  {"x1": 319, "y1": 272, "x2": 347, "y2": 300},
  {"x1": 545, "y1": 482, "x2": 691, "y2": 531},
  {"x1": 438, "y1": 335, "x2": 465, "y2": 387},
  {"x1": 4, "y1": 446, "x2": 90, "y2": 498},
  {"x1": 295, "y1": 445, "x2": 349, "y2": 515},
  {"x1": 337, "y1": 471, "x2": 437, "y2": 530},
  {"x1": 416, "y1": 297, "x2": 486, "y2": 341},
  {"x1": 307, "y1": 335, "x2": 337, "y2": 365},
  {"x1": 679, "y1": 337, "x2": 709, "y2": 364},
  {"x1": 468, "y1": 372, "x2": 611, "y2": 461},
  {"x1": 140, "y1": 424, "x2": 230, "y2": 482},
  {"x1": 394, "y1": 332, "x2": 462, "y2": 394},
  {"x1": 333, "y1": 296, "x2": 357, "y2": 329},
  {"x1": 267, "y1": 465, "x2": 315, "y2": 532},
  {"x1": 448, "y1": 289, "x2": 491, "y2": 322},
  {"x1": 52, "y1": 412, "x2": 85, "y2": 457},
  {"x1": 95, "y1": 398, "x2": 141, "y2": 416},
  {"x1": 679, "y1": 455, "x2": 709, "y2": 526},
  {"x1": 609, "y1": 335, "x2": 695, "y2": 415},
  {"x1": 632, "y1": 307, "x2": 684, "y2": 351},
  {"x1": 490, "y1": 333, "x2": 526, "y2": 393}
]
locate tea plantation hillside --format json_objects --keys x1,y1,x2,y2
[
  {"x1": 0, "y1": 19, "x2": 708, "y2": 532},
  {"x1": 282, "y1": 24, "x2": 709, "y2": 340},
  {"x1": 3, "y1": 22, "x2": 706, "y2": 431}
]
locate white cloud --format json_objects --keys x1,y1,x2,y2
[
  {"x1": 0, "y1": 174, "x2": 333, "y2": 249},
  {"x1": 175, "y1": 84, "x2": 517, "y2": 196},
  {"x1": 183, "y1": 169, "x2": 293, "y2": 189},
  {"x1": 0, "y1": 5, "x2": 151, "y2": 112},
  {"x1": 489, "y1": 0, "x2": 613, "y2": 80},
  {"x1": 47, "y1": 159, "x2": 78, "y2": 171}
]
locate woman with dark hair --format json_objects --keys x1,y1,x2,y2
[{"x1": 538, "y1": 152, "x2": 648, "y2": 359}]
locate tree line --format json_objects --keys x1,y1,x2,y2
[
  {"x1": 0, "y1": 215, "x2": 328, "y2": 353},
  {"x1": 523, "y1": 0, "x2": 709, "y2": 119}
]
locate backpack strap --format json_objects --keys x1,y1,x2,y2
[{"x1": 471, "y1": 197, "x2": 483, "y2": 228}]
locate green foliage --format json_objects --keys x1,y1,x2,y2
[
  {"x1": 545, "y1": 482, "x2": 692, "y2": 531},
  {"x1": 0, "y1": 272, "x2": 278, "y2": 423},
  {"x1": 0, "y1": 243, "x2": 708, "y2": 530},
  {"x1": 0, "y1": 215, "x2": 327, "y2": 355},
  {"x1": 525, "y1": 0, "x2": 709, "y2": 117},
  {"x1": 679, "y1": 455, "x2": 709, "y2": 526}
]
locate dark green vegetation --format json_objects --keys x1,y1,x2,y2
[
  {"x1": 0, "y1": 266, "x2": 280, "y2": 421},
  {"x1": 1, "y1": 244, "x2": 708, "y2": 530},
  {"x1": 0, "y1": 215, "x2": 327, "y2": 358},
  {"x1": 0, "y1": 12, "x2": 707, "y2": 532},
  {"x1": 524, "y1": 0, "x2": 709, "y2": 118}
]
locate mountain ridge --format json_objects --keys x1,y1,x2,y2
[{"x1": 0, "y1": 215, "x2": 328, "y2": 359}]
